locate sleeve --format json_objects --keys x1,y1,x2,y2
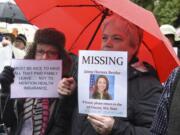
[
  {"x1": 47, "y1": 55, "x2": 78, "y2": 135},
  {"x1": 150, "y1": 91, "x2": 169, "y2": 135},
  {"x1": 0, "y1": 66, "x2": 14, "y2": 93},
  {"x1": 150, "y1": 67, "x2": 180, "y2": 135},
  {"x1": 0, "y1": 66, "x2": 14, "y2": 84},
  {"x1": 110, "y1": 76, "x2": 162, "y2": 135}
]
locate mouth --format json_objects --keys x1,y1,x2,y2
[{"x1": 102, "y1": 46, "x2": 112, "y2": 51}]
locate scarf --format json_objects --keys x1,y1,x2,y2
[{"x1": 23, "y1": 98, "x2": 49, "y2": 135}]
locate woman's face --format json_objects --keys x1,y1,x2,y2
[
  {"x1": 101, "y1": 21, "x2": 139, "y2": 62},
  {"x1": 97, "y1": 78, "x2": 107, "y2": 93},
  {"x1": 14, "y1": 40, "x2": 25, "y2": 50},
  {"x1": 35, "y1": 43, "x2": 59, "y2": 60}
]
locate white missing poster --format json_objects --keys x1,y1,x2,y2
[
  {"x1": 11, "y1": 59, "x2": 62, "y2": 98},
  {"x1": 78, "y1": 50, "x2": 127, "y2": 117}
]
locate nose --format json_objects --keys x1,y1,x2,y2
[
  {"x1": 105, "y1": 38, "x2": 113, "y2": 48},
  {"x1": 41, "y1": 53, "x2": 49, "y2": 60}
]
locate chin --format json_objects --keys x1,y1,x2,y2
[{"x1": 102, "y1": 47, "x2": 113, "y2": 51}]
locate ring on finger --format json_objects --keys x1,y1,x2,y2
[{"x1": 97, "y1": 127, "x2": 101, "y2": 132}]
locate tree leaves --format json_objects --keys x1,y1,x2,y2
[{"x1": 131, "y1": 0, "x2": 180, "y2": 26}]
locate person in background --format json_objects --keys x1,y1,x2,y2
[
  {"x1": 1, "y1": 33, "x2": 25, "y2": 59},
  {"x1": 151, "y1": 66, "x2": 180, "y2": 135},
  {"x1": 0, "y1": 28, "x2": 9, "y2": 43},
  {"x1": 57, "y1": 13, "x2": 162, "y2": 135},
  {"x1": 0, "y1": 28, "x2": 10, "y2": 47},
  {"x1": 160, "y1": 24, "x2": 180, "y2": 59},
  {"x1": 1, "y1": 33, "x2": 15, "y2": 47},
  {"x1": 175, "y1": 27, "x2": 180, "y2": 59},
  {"x1": 160, "y1": 24, "x2": 176, "y2": 46},
  {"x1": 13, "y1": 34, "x2": 27, "y2": 50},
  {"x1": 92, "y1": 75, "x2": 112, "y2": 100},
  {"x1": 0, "y1": 33, "x2": 25, "y2": 134},
  {"x1": 0, "y1": 28, "x2": 74, "y2": 135}
]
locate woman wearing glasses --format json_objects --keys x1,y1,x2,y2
[{"x1": 0, "y1": 28, "x2": 76, "y2": 135}]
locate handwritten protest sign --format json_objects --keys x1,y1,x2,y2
[
  {"x1": 78, "y1": 50, "x2": 127, "y2": 117},
  {"x1": 11, "y1": 59, "x2": 62, "y2": 98}
]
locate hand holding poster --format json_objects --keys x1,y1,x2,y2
[
  {"x1": 11, "y1": 59, "x2": 62, "y2": 98},
  {"x1": 78, "y1": 50, "x2": 127, "y2": 117}
]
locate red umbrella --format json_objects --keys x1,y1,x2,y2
[
  {"x1": 15, "y1": 0, "x2": 179, "y2": 82},
  {"x1": 14, "y1": 0, "x2": 103, "y2": 52}
]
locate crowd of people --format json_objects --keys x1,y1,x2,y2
[
  {"x1": 0, "y1": 29, "x2": 26, "y2": 60},
  {"x1": 0, "y1": 7, "x2": 179, "y2": 135}
]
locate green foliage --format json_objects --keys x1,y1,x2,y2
[
  {"x1": 131, "y1": 0, "x2": 154, "y2": 11},
  {"x1": 131, "y1": 0, "x2": 180, "y2": 26},
  {"x1": 153, "y1": 0, "x2": 180, "y2": 25}
]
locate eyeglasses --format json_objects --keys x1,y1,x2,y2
[{"x1": 36, "y1": 49, "x2": 59, "y2": 57}]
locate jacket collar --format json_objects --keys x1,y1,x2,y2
[{"x1": 128, "y1": 57, "x2": 158, "y2": 80}]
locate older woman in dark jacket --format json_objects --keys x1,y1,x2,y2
[{"x1": 57, "y1": 13, "x2": 162, "y2": 135}]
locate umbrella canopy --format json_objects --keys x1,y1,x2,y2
[
  {"x1": 15, "y1": 0, "x2": 103, "y2": 52},
  {"x1": 15, "y1": 0, "x2": 179, "y2": 82},
  {"x1": 0, "y1": 2, "x2": 28, "y2": 24}
]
